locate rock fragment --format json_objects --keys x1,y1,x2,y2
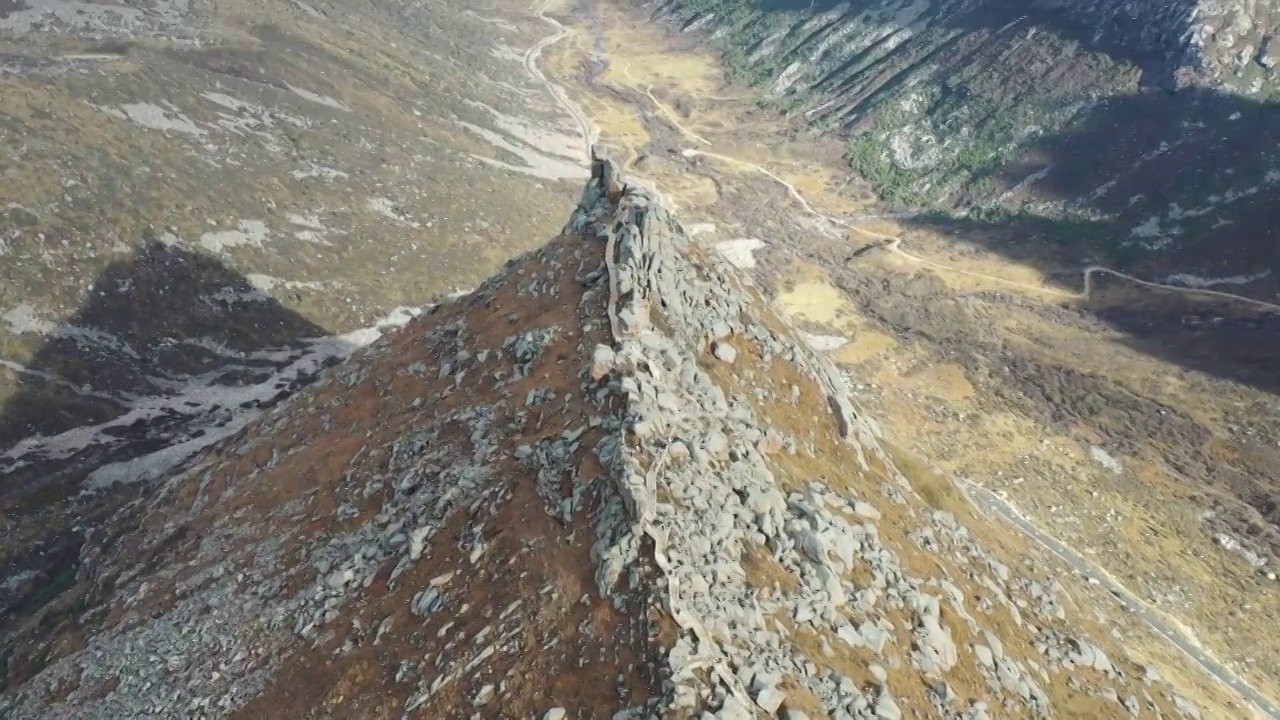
[{"x1": 711, "y1": 340, "x2": 737, "y2": 363}]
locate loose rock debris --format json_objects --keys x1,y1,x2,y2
[{"x1": 0, "y1": 159, "x2": 1211, "y2": 720}]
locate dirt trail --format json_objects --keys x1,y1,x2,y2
[
  {"x1": 688, "y1": 144, "x2": 1280, "y2": 312},
  {"x1": 676, "y1": 145, "x2": 1280, "y2": 720},
  {"x1": 621, "y1": 63, "x2": 711, "y2": 146},
  {"x1": 614, "y1": 40, "x2": 1274, "y2": 717},
  {"x1": 624, "y1": 65, "x2": 1280, "y2": 314},
  {"x1": 526, "y1": 0, "x2": 595, "y2": 161}
]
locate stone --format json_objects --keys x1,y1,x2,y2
[
  {"x1": 716, "y1": 696, "x2": 755, "y2": 720},
  {"x1": 712, "y1": 340, "x2": 737, "y2": 363},
  {"x1": 757, "y1": 430, "x2": 784, "y2": 455},
  {"x1": 13, "y1": 140, "x2": 1195, "y2": 720},
  {"x1": 411, "y1": 588, "x2": 443, "y2": 617},
  {"x1": 852, "y1": 501, "x2": 881, "y2": 520},
  {"x1": 591, "y1": 344, "x2": 616, "y2": 381},
  {"x1": 618, "y1": 304, "x2": 649, "y2": 335},
  {"x1": 983, "y1": 631, "x2": 1004, "y2": 659},
  {"x1": 705, "y1": 431, "x2": 730, "y2": 458},
  {"x1": 327, "y1": 569, "x2": 354, "y2": 590},
  {"x1": 875, "y1": 691, "x2": 902, "y2": 720},
  {"x1": 1069, "y1": 639, "x2": 1115, "y2": 675},
  {"x1": 915, "y1": 613, "x2": 958, "y2": 672},
  {"x1": 668, "y1": 440, "x2": 691, "y2": 465},
  {"x1": 755, "y1": 686, "x2": 786, "y2": 713}
]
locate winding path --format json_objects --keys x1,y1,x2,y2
[
  {"x1": 679, "y1": 150, "x2": 1280, "y2": 312},
  {"x1": 669, "y1": 95, "x2": 1280, "y2": 720},
  {"x1": 668, "y1": 103, "x2": 1280, "y2": 720},
  {"x1": 961, "y1": 480, "x2": 1280, "y2": 720},
  {"x1": 634, "y1": 69, "x2": 1280, "y2": 314},
  {"x1": 622, "y1": 62, "x2": 712, "y2": 146},
  {"x1": 525, "y1": 0, "x2": 595, "y2": 161},
  {"x1": 686, "y1": 131, "x2": 1280, "y2": 715},
  {"x1": 526, "y1": 11, "x2": 1280, "y2": 718}
]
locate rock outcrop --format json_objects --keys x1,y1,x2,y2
[{"x1": 0, "y1": 160, "x2": 1215, "y2": 718}]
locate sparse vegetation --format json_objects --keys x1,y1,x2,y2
[
  {"x1": 844, "y1": 136, "x2": 931, "y2": 207},
  {"x1": 914, "y1": 206, "x2": 1159, "y2": 268},
  {"x1": 741, "y1": 539, "x2": 801, "y2": 594},
  {"x1": 882, "y1": 440, "x2": 968, "y2": 517}
]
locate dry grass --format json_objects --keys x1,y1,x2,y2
[
  {"x1": 776, "y1": 675, "x2": 831, "y2": 719},
  {"x1": 598, "y1": 25, "x2": 723, "y2": 95},
  {"x1": 880, "y1": 440, "x2": 971, "y2": 520},
  {"x1": 530, "y1": 0, "x2": 1280, "y2": 712},
  {"x1": 124, "y1": 230, "x2": 667, "y2": 719},
  {"x1": 676, "y1": 260, "x2": 1253, "y2": 719},
  {"x1": 741, "y1": 540, "x2": 801, "y2": 595},
  {"x1": 774, "y1": 264, "x2": 900, "y2": 366},
  {"x1": 764, "y1": 246, "x2": 1280, "y2": 710}
]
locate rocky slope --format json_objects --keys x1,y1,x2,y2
[
  {"x1": 647, "y1": 0, "x2": 1280, "y2": 289},
  {"x1": 0, "y1": 158, "x2": 1232, "y2": 719},
  {"x1": 0, "y1": 0, "x2": 594, "y2": 642}
]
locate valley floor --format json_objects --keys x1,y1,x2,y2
[{"x1": 538, "y1": 0, "x2": 1280, "y2": 715}]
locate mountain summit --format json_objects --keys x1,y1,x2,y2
[{"x1": 0, "y1": 158, "x2": 1226, "y2": 719}]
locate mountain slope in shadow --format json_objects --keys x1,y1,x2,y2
[
  {"x1": 906, "y1": 86, "x2": 1280, "y2": 395},
  {"x1": 0, "y1": 239, "x2": 330, "y2": 657}
]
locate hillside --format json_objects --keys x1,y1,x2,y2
[
  {"x1": 648, "y1": 0, "x2": 1280, "y2": 289},
  {"x1": 0, "y1": 157, "x2": 1243, "y2": 719},
  {"x1": 4, "y1": 0, "x2": 1279, "y2": 716},
  {"x1": 521, "y1": 1, "x2": 1280, "y2": 711},
  {"x1": 0, "y1": 0, "x2": 593, "y2": 639}
]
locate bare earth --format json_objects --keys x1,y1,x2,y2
[{"x1": 0, "y1": 149, "x2": 1249, "y2": 719}]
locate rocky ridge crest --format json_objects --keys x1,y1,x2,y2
[{"x1": 0, "y1": 158, "x2": 1215, "y2": 719}]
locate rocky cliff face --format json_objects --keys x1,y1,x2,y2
[
  {"x1": 0, "y1": 159, "x2": 1223, "y2": 718},
  {"x1": 649, "y1": 0, "x2": 1279, "y2": 284}
]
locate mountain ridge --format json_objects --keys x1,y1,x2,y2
[
  {"x1": 3, "y1": 0, "x2": 1278, "y2": 716},
  {"x1": 0, "y1": 156, "x2": 1249, "y2": 719}
]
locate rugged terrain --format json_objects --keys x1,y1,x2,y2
[
  {"x1": 0, "y1": 155, "x2": 1250, "y2": 719},
  {"x1": 4, "y1": 0, "x2": 1280, "y2": 716},
  {"x1": 649, "y1": 0, "x2": 1280, "y2": 289},
  {"x1": 0, "y1": 0, "x2": 595, "y2": 637},
  {"x1": 528, "y1": 0, "x2": 1280, "y2": 713}
]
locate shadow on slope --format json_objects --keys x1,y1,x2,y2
[
  {"x1": 1, "y1": 239, "x2": 328, "y2": 447},
  {"x1": 867, "y1": 85, "x2": 1280, "y2": 578},
  {"x1": 901, "y1": 86, "x2": 1280, "y2": 394},
  {"x1": 0, "y1": 238, "x2": 327, "y2": 651},
  {"x1": 695, "y1": 0, "x2": 1201, "y2": 88}
]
